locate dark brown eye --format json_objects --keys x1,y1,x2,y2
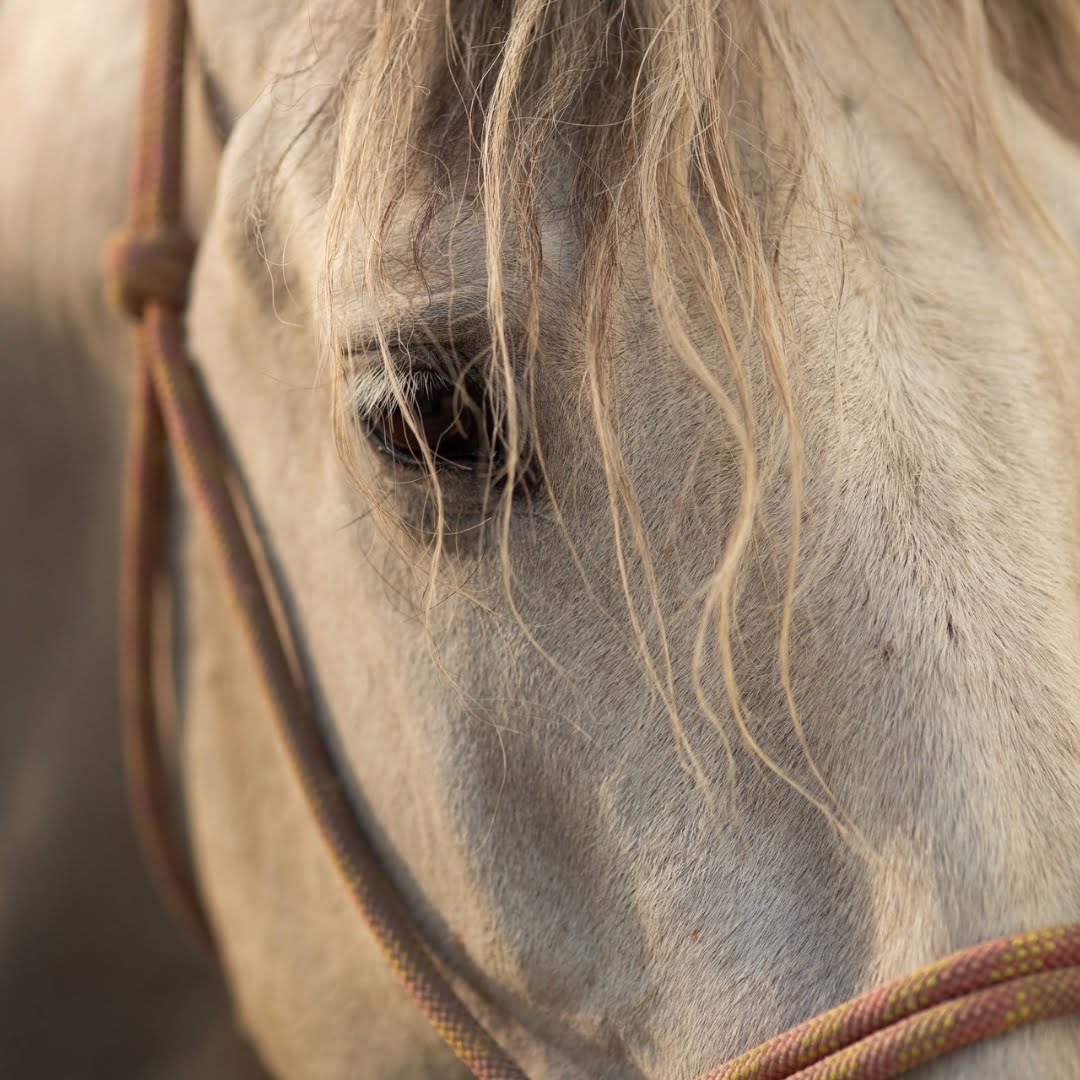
[{"x1": 361, "y1": 376, "x2": 502, "y2": 471}]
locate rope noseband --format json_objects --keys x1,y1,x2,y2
[{"x1": 104, "y1": 1, "x2": 1080, "y2": 1076}]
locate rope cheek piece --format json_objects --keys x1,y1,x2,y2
[{"x1": 102, "y1": 1, "x2": 1080, "y2": 1077}]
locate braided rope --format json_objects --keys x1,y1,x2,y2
[
  {"x1": 107, "y1": 1, "x2": 524, "y2": 1076},
  {"x1": 786, "y1": 967, "x2": 1080, "y2": 1080},
  {"x1": 105, "y1": 2, "x2": 1080, "y2": 1078},
  {"x1": 702, "y1": 925, "x2": 1080, "y2": 1079},
  {"x1": 111, "y1": 0, "x2": 212, "y2": 958}
]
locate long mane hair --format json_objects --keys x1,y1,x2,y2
[{"x1": 299, "y1": 0, "x2": 1080, "y2": 818}]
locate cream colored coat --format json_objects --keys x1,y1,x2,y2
[{"x1": 3, "y1": 2, "x2": 1080, "y2": 1078}]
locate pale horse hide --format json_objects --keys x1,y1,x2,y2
[{"x1": 3, "y1": 1, "x2": 1080, "y2": 1079}]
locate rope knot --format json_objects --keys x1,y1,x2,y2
[{"x1": 104, "y1": 225, "x2": 195, "y2": 320}]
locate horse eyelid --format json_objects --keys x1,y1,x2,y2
[{"x1": 345, "y1": 359, "x2": 450, "y2": 421}]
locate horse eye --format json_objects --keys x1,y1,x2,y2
[{"x1": 361, "y1": 377, "x2": 500, "y2": 471}]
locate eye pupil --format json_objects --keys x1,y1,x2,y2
[{"x1": 363, "y1": 378, "x2": 496, "y2": 470}]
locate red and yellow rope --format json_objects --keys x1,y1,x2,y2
[{"x1": 705, "y1": 926, "x2": 1080, "y2": 1080}]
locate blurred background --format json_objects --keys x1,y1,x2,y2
[{"x1": 0, "y1": 2, "x2": 266, "y2": 1075}]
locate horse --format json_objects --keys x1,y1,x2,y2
[{"x1": 3, "y1": 0, "x2": 1080, "y2": 1076}]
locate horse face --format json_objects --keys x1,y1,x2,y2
[{"x1": 182, "y1": 3, "x2": 1080, "y2": 1076}]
